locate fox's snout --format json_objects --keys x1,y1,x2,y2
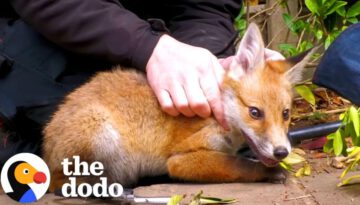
[{"x1": 273, "y1": 146, "x2": 289, "y2": 160}]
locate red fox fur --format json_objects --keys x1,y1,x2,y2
[{"x1": 43, "y1": 23, "x2": 314, "y2": 191}]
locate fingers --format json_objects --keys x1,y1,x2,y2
[
  {"x1": 156, "y1": 89, "x2": 180, "y2": 116},
  {"x1": 211, "y1": 57, "x2": 225, "y2": 87},
  {"x1": 183, "y1": 77, "x2": 211, "y2": 118},
  {"x1": 200, "y1": 73, "x2": 228, "y2": 130},
  {"x1": 170, "y1": 83, "x2": 196, "y2": 117},
  {"x1": 155, "y1": 79, "x2": 213, "y2": 119}
]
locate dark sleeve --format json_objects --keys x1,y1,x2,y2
[
  {"x1": 9, "y1": 0, "x2": 162, "y2": 70},
  {"x1": 167, "y1": 0, "x2": 241, "y2": 58}
]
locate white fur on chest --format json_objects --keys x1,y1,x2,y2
[{"x1": 92, "y1": 123, "x2": 167, "y2": 186}]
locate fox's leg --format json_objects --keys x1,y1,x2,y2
[{"x1": 167, "y1": 150, "x2": 285, "y2": 183}]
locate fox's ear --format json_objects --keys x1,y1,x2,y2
[
  {"x1": 228, "y1": 23, "x2": 265, "y2": 79},
  {"x1": 284, "y1": 46, "x2": 319, "y2": 84}
]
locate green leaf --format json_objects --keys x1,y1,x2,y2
[
  {"x1": 339, "y1": 112, "x2": 346, "y2": 120},
  {"x1": 325, "y1": 35, "x2": 335, "y2": 49},
  {"x1": 315, "y1": 29, "x2": 323, "y2": 40},
  {"x1": 235, "y1": 19, "x2": 247, "y2": 31},
  {"x1": 295, "y1": 85, "x2": 316, "y2": 106},
  {"x1": 200, "y1": 197, "x2": 238, "y2": 204},
  {"x1": 282, "y1": 152, "x2": 306, "y2": 165},
  {"x1": 303, "y1": 163, "x2": 311, "y2": 176},
  {"x1": 305, "y1": 0, "x2": 320, "y2": 15},
  {"x1": 280, "y1": 162, "x2": 293, "y2": 171},
  {"x1": 325, "y1": 1, "x2": 347, "y2": 16},
  {"x1": 167, "y1": 195, "x2": 184, "y2": 205},
  {"x1": 323, "y1": 139, "x2": 333, "y2": 153},
  {"x1": 327, "y1": 132, "x2": 336, "y2": 140},
  {"x1": 349, "y1": 106, "x2": 360, "y2": 137},
  {"x1": 278, "y1": 43, "x2": 298, "y2": 57},
  {"x1": 347, "y1": 17, "x2": 358, "y2": 24},
  {"x1": 282, "y1": 13, "x2": 297, "y2": 33},
  {"x1": 336, "y1": 6, "x2": 346, "y2": 17},
  {"x1": 299, "y1": 41, "x2": 314, "y2": 53},
  {"x1": 295, "y1": 167, "x2": 305, "y2": 177},
  {"x1": 338, "y1": 175, "x2": 360, "y2": 187},
  {"x1": 333, "y1": 130, "x2": 343, "y2": 156},
  {"x1": 347, "y1": 1, "x2": 360, "y2": 18}
]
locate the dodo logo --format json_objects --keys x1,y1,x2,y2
[{"x1": 1, "y1": 153, "x2": 50, "y2": 203}]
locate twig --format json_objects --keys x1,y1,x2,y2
[
  {"x1": 292, "y1": 108, "x2": 348, "y2": 120},
  {"x1": 284, "y1": 194, "x2": 312, "y2": 201},
  {"x1": 249, "y1": 1, "x2": 279, "y2": 20}
]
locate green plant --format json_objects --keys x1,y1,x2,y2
[
  {"x1": 323, "y1": 106, "x2": 360, "y2": 186},
  {"x1": 167, "y1": 191, "x2": 238, "y2": 205},
  {"x1": 280, "y1": 148, "x2": 312, "y2": 177},
  {"x1": 280, "y1": 0, "x2": 360, "y2": 106},
  {"x1": 324, "y1": 106, "x2": 360, "y2": 155},
  {"x1": 280, "y1": 0, "x2": 360, "y2": 56},
  {"x1": 234, "y1": 5, "x2": 247, "y2": 37}
]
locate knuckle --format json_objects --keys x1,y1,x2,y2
[
  {"x1": 190, "y1": 100, "x2": 207, "y2": 109},
  {"x1": 182, "y1": 111, "x2": 196, "y2": 117},
  {"x1": 189, "y1": 100, "x2": 211, "y2": 118},
  {"x1": 161, "y1": 104, "x2": 178, "y2": 116},
  {"x1": 175, "y1": 103, "x2": 196, "y2": 117},
  {"x1": 176, "y1": 102, "x2": 190, "y2": 112}
]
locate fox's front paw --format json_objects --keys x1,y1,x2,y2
[{"x1": 266, "y1": 166, "x2": 287, "y2": 184}]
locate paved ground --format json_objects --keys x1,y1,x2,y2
[{"x1": 1, "y1": 158, "x2": 359, "y2": 205}]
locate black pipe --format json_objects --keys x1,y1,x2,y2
[{"x1": 288, "y1": 121, "x2": 342, "y2": 144}]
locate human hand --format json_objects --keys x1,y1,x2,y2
[{"x1": 146, "y1": 35, "x2": 228, "y2": 129}]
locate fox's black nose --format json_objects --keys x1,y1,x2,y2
[{"x1": 273, "y1": 146, "x2": 289, "y2": 160}]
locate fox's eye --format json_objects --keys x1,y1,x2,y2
[
  {"x1": 283, "y1": 109, "x2": 290, "y2": 120},
  {"x1": 249, "y1": 107, "x2": 263, "y2": 119}
]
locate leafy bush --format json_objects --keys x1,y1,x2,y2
[
  {"x1": 280, "y1": 0, "x2": 360, "y2": 56},
  {"x1": 323, "y1": 106, "x2": 360, "y2": 186}
]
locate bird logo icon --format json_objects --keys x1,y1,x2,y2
[{"x1": 1, "y1": 153, "x2": 50, "y2": 203}]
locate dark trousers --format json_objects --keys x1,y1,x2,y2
[
  {"x1": 0, "y1": 19, "x2": 109, "y2": 165},
  {"x1": 313, "y1": 23, "x2": 360, "y2": 106}
]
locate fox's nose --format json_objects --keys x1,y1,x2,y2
[{"x1": 273, "y1": 146, "x2": 289, "y2": 160}]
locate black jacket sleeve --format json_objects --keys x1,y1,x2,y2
[
  {"x1": 167, "y1": 0, "x2": 241, "y2": 58},
  {"x1": 9, "y1": 0, "x2": 162, "y2": 70}
]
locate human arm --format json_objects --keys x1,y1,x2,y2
[{"x1": 9, "y1": 0, "x2": 161, "y2": 69}]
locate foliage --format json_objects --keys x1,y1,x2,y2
[
  {"x1": 234, "y1": 5, "x2": 247, "y2": 37},
  {"x1": 323, "y1": 106, "x2": 360, "y2": 186},
  {"x1": 167, "y1": 191, "x2": 238, "y2": 205},
  {"x1": 279, "y1": 0, "x2": 360, "y2": 106},
  {"x1": 280, "y1": 148, "x2": 312, "y2": 177},
  {"x1": 281, "y1": 0, "x2": 360, "y2": 55},
  {"x1": 323, "y1": 106, "x2": 360, "y2": 155},
  {"x1": 235, "y1": 1, "x2": 360, "y2": 107},
  {"x1": 337, "y1": 146, "x2": 360, "y2": 186}
]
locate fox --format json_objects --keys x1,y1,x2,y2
[{"x1": 43, "y1": 23, "x2": 314, "y2": 192}]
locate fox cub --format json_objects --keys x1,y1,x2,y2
[{"x1": 43, "y1": 23, "x2": 314, "y2": 191}]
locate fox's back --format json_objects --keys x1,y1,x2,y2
[{"x1": 43, "y1": 68, "x2": 181, "y2": 185}]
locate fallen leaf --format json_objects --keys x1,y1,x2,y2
[
  {"x1": 282, "y1": 152, "x2": 306, "y2": 165},
  {"x1": 331, "y1": 157, "x2": 346, "y2": 169},
  {"x1": 167, "y1": 195, "x2": 184, "y2": 205}
]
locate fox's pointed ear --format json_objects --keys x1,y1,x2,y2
[
  {"x1": 284, "y1": 46, "x2": 319, "y2": 84},
  {"x1": 228, "y1": 23, "x2": 265, "y2": 79}
]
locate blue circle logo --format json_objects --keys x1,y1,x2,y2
[{"x1": 1, "y1": 153, "x2": 50, "y2": 203}]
